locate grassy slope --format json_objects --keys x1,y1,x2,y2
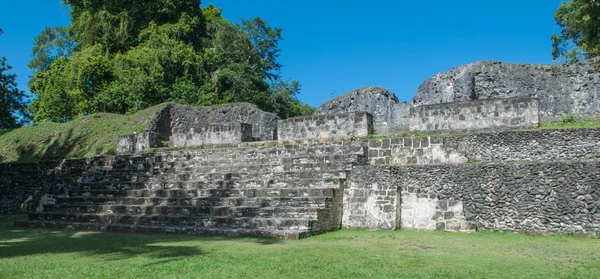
[
  {"x1": 0, "y1": 215, "x2": 599, "y2": 279},
  {"x1": 0, "y1": 104, "x2": 167, "y2": 163}
]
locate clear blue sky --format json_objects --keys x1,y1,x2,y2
[{"x1": 0, "y1": 0, "x2": 564, "y2": 107}]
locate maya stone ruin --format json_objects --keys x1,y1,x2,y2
[{"x1": 3, "y1": 60, "x2": 600, "y2": 239}]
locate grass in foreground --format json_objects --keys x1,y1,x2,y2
[
  {"x1": 0, "y1": 215, "x2": 599, "y2": 279},
  {"x1": 0, "y1": 104, "x2": 167, "y2": 163}
]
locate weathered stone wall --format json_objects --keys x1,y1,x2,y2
[
  {"x1": 170, "y1": 123, "x2": 253, "y2": 148},
  {"x1": 117, "y1": 132, "x2": 159, "y2": 155},
  {"x1": 2, "y1": 140, "x2": 367, "y2": 214},
  {"x1": 277, "y1": 112, "x2": 373, "y2": 140},
  {"x1": 368, "y1": 136, "x2": 467, "y2": 166},
  {"x1": 410, "y1": 97, "x2": 540, "y2": 132},
  {"x1": 149, "y1": 104, "x2": 173, "y2": 143},
  {"x1": 413, "y1": 60, "x2": 600, "y2": 120},
  {"x1": 169, "y1": 103, "x2": 279, "y2": 141},
  {"x1": 397, "y1": 161, "x2": 600, "y2": 235},
  {"x1": 346, "y1": 162, "x2": 600, "y2": 235},
  {"x1": 368, "y1": 128, "x2": 600, "y2": 166},
  {"x1": 316, "y1": 87, "x2": 410, "y2": 134},
  {"x1": 393, "y1": 103, "x2": 411, "y2": 132},
  {"x1": 401, "y1": 192, "x2": 473, "y2": 232},
  {"x1": 343, "y1": 166, "x2": 400, "y2": 230},
  {"x1": 0, "y1": 159, "x2": 99, "y2": 213}
]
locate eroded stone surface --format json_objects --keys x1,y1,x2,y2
[
  {"x1": 368, "y1": 128, "x2": 600, "y2": 166},
  {"x1": 410, "y1": 97, "x2": 539, "y2": 132},
  {"x1": 414, "y1": 60, "x2": 600, "y2": 120},
  {"x1": 316, "y1": 86, "x2": 410, "y2": 134}
]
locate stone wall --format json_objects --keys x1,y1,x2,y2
[
  {"x1": 117, "y1": 132, "x2": 159, "y2": 155},
  {"x1": 169, "y1": 103, "x2": 279, "y2": 141},
  {"x1": 410, "y1": 97, "x2": 540, "y2": 132},
  {"x1": 368, "y1": 128, "x2": 600, "y2": 166},
  {"x1": 0, "y1": 159, "x2": 97, "y2": 213},
  {"x1": 343, "y1": 166, "x2": 400, "y2": 230},
  {"x1": 277, "y1": 112, "x2": 373, "y2": 140},
  {"x1": 397, "y1": 161, "x2": 600, "y2": 235},
  {"x1": 316, "y1": 87, "x2": 410, "y2": 134},
  {"x1": 368, "y1": 136, "x2": 466, "y2": 166},
  {"x1": 401, "y1": 192, "x2": 473, "y2": 232},
  {"x1": 345, "y1": 162, "x2": 600, "y2": 235},
  {"x1": 170, "y1": 123, "x2": 253, "y2": 148},
  {"x1": 413, "y1": 60, "x2": 600, "y2": 120}
]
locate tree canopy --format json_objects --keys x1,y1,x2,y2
[
  {"x1": 0, "y1": 57, "x2": 28, "y2": 129},
  {"x1": 552, "y1": 0, "x2": 600, "y2": 63},
  {"x1": 29, "y1": 1, "x2": 313, "y2": 122}
]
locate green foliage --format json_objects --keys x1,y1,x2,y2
[
  {"x1": 366, "y1": 134, "x2": 387, "y2": 140},
  {"x1": 467, "y1": 156, "x2": 479, "y2": 164},
  {"x1": 562, "y1": 113, "x2": 577, "y2": 124},
  {"x1": 28, "y1": 26, "x2": 76, "y2": 72},
  {"x1": 29, "y1": 2, "x2": 308, "y2": 122},
  {"x1": 0, "y1": 57, "x2": 29, "y2": 129},
  {"x1": 396, "y1": 131, "x2": 411, "y2": 137},
  {"x1": 539, "y1": 114, "x2": 600, "y2": 130},
  {"x1": 551, "y1": 0, "x2": 600, "y2": 63}
]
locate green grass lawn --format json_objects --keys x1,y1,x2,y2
[{"x1": 1, "y1": 215, "x2": 599, "y2": 279}]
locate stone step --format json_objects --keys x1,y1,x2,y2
[
  {"x1": 54, "y1": 196, "x2": 336, "y2": 208},
  {"x1": 115, "y1": 171, "x2": 348, "y2": 186},
  {"x1": 80, "y1": 154, "x2": 361, "y2": 183},
  {"x1": 183, "y1": 161, "x2": 351, "y2": 174},
  {"x1": 29, "y1": 212, "x2": 317, "y2": 230},
  {"x1": 42, "y1": 204, "x2": 322, "y2": 218},
  {"x1": 151, "y1": 143, "x2": 365, "y2": 159},
  {"x1": 72, "y1": 178, "x2": 345, "y2": 194},
  {"x1": 14, "y1": 220, "x2": 310, "y2": 239},
  {"x1": 68, "y1": 186, "x2": 341, "y2": 199},
  {"x1": 102, "y1": 153, "x2": 363, "y2": 174}
]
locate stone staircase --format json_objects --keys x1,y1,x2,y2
[{"x1": 17, "y1": 140, "x2": 366, "y2": 239}]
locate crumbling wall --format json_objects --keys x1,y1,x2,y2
[
  {"x1": 170, "y1": 123, "x2": 253, "y2": 147},
  {"x1": 169, "y1": 103, "x2": 279, "y2": 141},
  {"x1": 117, "y1": 132, "x2": 159, "y2": 154},
  {"x1": 413, "y1": 60, "x2": 600, "y2": 121},
  {"x1": 316, "y1": 87, "x2": 410, "y2": 134}
]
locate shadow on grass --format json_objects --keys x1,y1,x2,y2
[
  {"x1": 15, "y1": 128, "x2": 86, "y2": 162},
  {"x1": 0, "y1": 215, "x2": 283, "y2": 262},
  {"x1": 0, "y1": 216, "x2": 204, "y2": 262}
]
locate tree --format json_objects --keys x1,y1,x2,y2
[
  {"x1": 29, "y1": 2, "x2": 312, "y2": 121},
  {"x1": 551, "y1": 0, "x2": 600, "y2": 63},
  {"x1": 0, "y1": 57, "x2": 28, "y2": 129},
  {"x1": 29, "y1": 26, "x2": 76, "y2": 72}
]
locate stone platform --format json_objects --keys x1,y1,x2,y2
[{"x1": 14, "y1": 140, "x2": 366, "y2": 239}]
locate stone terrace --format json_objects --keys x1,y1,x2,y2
[{"x1": 15, "y1": 140, "x2": 366, "y2": 239}]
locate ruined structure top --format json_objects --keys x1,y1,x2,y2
[{"x1": 413, "y1": 60, "x2": 600, "y2": 121}]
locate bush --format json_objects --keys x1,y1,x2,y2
[{"x1": 562, "y1": 113, "x2": 577, "y2": 124}]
